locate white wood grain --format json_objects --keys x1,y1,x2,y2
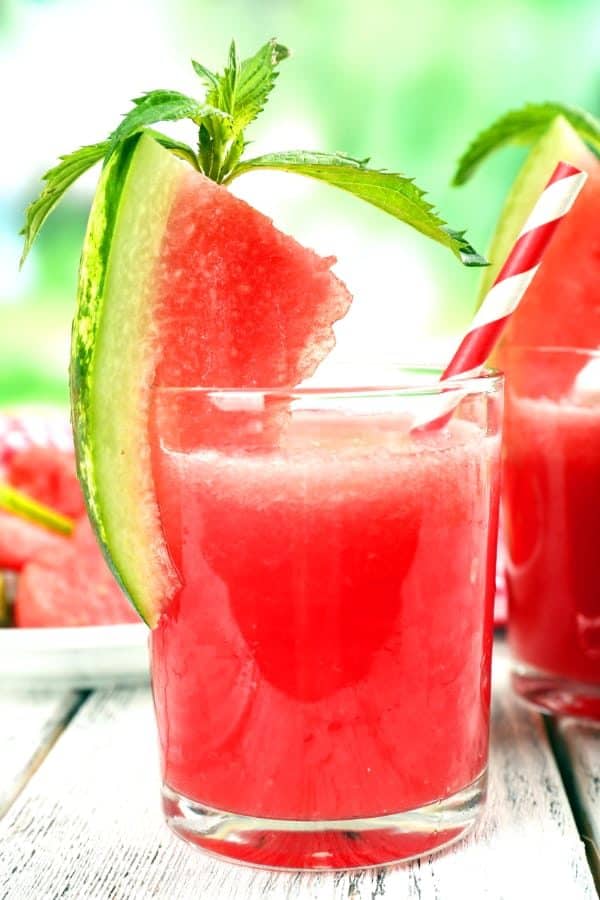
[
  {"x1": 0, "y1": 690, "x2": 81, "y2": 818},
  {"x1": 0, "y1": 646, "x2": 595, "y2": 899},
  {"x1": 555, "y1": 717, "x2": 600, "y2": 884}
]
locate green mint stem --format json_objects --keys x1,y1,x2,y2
[{"x1": 0, "y1": 484, "x2": 75, "y2": 536}]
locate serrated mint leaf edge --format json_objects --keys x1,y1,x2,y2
[
  {"x1": 230, "y1": 150, "x2": 487, "y2": 267},
  {"x1": 20, "y1": 141, "x2": 109, "y2": 267}
]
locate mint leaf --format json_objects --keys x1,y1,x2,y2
[
  {"x1": 20, "y1": 141, "x2": 108, "y2": 266},
  {"x1": 108, "y1": 90, "x2": 228, "y2": 154},
  {"x1": 197, "y1": 38, "x2": 290, "y2": 181},
  {"x1": 212, "y1": 40, "x2": 241, "y2": 123},
  {"x1": 231, "y1": 39, "x2": 290, "y2": 133},
  {"x1": 207, "y1": 38, "x2": 290, "y2": 133},
  {"x1": 454, "y1": 102, "x2": 600, "y2": 186},
  {"x1": 230, "y1": 151, "x2": 486, "y2": 266}
]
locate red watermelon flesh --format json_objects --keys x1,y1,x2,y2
[
  {"x1": 7, "y1": 445, "x2": 85, "y2": 519},
  {"x1": 14, "y1": 517, "x2": 139, "y2": 627},
  {"x1": 154, "y1": 170, "x2": 352, "y2": 390},
  {"x1": 0, "y1": 510, "x2": 69, "y2": 572}
]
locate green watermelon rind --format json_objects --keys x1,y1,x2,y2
[{"x1": 70, "y1": 133, "x2": 185, "y2": 627}]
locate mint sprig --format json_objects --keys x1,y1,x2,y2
[
  {"x1": 21, "y1": 37, "x2": 486, "y2": 268},
  {"x1": 232, "y1": 151, "x2": 486, "y2": 265},
  {"x1": 453, "y1": 102, "x2": 600, "y2": 186},
  {"x1": 195, "y1": 39, "x2": 290, "y2": 182}
]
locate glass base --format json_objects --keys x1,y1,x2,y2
[
  {"x1": 162, "y1": 770, "x2": 487, "y2": 871},
  {"x1": 512, "y1": 663, "x2": 600, "y2": 721}
]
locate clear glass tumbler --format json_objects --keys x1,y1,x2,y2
[
  {"x1": 503, "y1": 347, "x2": 600, "y2": 719},
  {"x1": 149, "y1": 367, "x2": 502, "y2": 869}
]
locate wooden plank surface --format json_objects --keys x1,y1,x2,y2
[
  {"x1": 554, "y1": 717, "x2": 600, "y2": 887},
  {"x1": 0, "y1": 690, "x2": 82, "y2": 818},
  {"x1": 0, "y1": 648, "x2": 596, "y2": 899}
]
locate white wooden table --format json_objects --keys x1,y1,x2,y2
[{"x1": 0, "y1": 642, "x2": 598, "y2": 900}]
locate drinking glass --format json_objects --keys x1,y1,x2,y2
[
  {"x1": 503, "y1": 347, "x2": 600, "y2": 719},
  {"x1": 149, "y1": 366, "x2": 502, "y2": 869}
]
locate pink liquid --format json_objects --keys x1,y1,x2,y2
[
  {"x1": 504, "y1": 394, "x2": 600, "y2": 683},
  {"x1": 150, "y1": 409, "x2": 499, "y2": 827}
]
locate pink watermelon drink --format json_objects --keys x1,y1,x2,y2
[
  {"x1": 150, "y1": 377, "x2": 501, "y2": 867},
  {"x1": 23, "y1": 39, "x2": 498, "y2": 868},
  {"x1": 503, "y1": 348, "x2": 600, "y2": 718}
]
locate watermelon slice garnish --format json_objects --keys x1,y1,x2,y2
[
  {"x1": 155, "y1": 167, "x2": 352, "y2": 389},
  {"x1": 22, "y1": 39, "x2": 487, "y2": 626},
  {"x1": 71, "y1": 133, "x2": 355, "y2": 626}
]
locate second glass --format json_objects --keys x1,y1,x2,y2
[
  {"x1": 503, "y1": 347, "x2": 600, "y2": 719},
  {"x1": 149, "y1": 368, "x2": 502, "y2": 869}
]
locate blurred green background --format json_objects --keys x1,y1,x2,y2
[{"x1": 1, "y1": 0, "x2": 598, "y2": 405}]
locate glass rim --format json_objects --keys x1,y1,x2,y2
[{"x1": 154, "y1": 365, "x2": 503, "y2": 399}]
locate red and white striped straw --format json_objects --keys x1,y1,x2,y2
[
  {"x1": 442, "y1": 161, "x2": 588, "y2": 381},
  {"x1": 413, "y1": 161, "x2": 588, "y2": 431}
]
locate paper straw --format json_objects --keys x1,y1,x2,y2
[{"x1": 414, "y1": 161, "x2": 588, "y2": 430}]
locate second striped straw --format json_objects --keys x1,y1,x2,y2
[{"x1": 414, "y1": 160, "x2": 588, "y2": 430}]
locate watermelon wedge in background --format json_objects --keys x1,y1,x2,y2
[
  {"x1": 7, "y1": 445, "x2": 85, "y2": 520},
  {"x1": 0, "y1": 414, "x2": 77, "y2": 572},
  {"x1": 0, "y1": 412, "x2": 138, "y2": 627},
  {"x1": 15, "y1": 517, "x2": 138, "y2": 628},
  {"x1": 0, "y1": 511, "x2": 69, "y2": 572}
]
